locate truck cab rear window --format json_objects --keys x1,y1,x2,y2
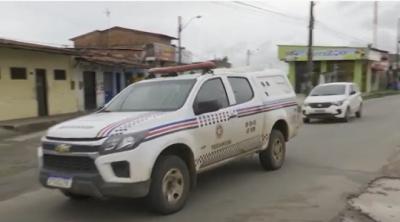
[{"x1": 228, "y1": 77, "x2": 254, "y2": 104}]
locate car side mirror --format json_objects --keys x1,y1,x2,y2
[
  {"x1": 350, "y1": 91, "x2": 356, "y2": 95},
  {"x1": 194, "y1": 100, "x2": 221, "y2": 115}
]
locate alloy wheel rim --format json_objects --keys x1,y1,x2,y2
[{"x1": 162, "y1": 168, "x2": 184, "y2": 204}]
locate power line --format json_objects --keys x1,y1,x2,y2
[
  {"x1": 230, "y1": 1, "x2": 370, "y2": 45},
  {"x1": 232, "y1": 1, "x2": 307, "y2": 24}
]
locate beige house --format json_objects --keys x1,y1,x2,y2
[{"x1": 0, "y1": 38, "x2": 78, "y2": 121}]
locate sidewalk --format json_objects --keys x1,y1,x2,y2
[{"x1": 0, "y1": 112, "x2": 84, "y2": 132}]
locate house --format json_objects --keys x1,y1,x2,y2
[
  {"x1": 0, "y1": 38, "x2": 78, "y2": 121},
  {"x1": 69, "y1": 26, "x2": 179, "y2": 106},
  {"x1": 278, "y1": 45, "x2": 389, "y2": 93}
]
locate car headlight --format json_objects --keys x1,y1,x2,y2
[
  {"x1": 332, "y1": 100, "x2": 344, "y2": 106},
  {"x1": 100, "y1": 131, "x2": 148, "y2": 154},
  {"x1": 303, "y1": 102, "x2": 309, "y2": 107}
]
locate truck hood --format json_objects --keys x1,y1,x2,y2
[
  {"x1": 304, "y1": 95, "x2": 347, "y2": 104},
  {"x1": 47, "y1": 111, "x2": 167, "y2": 139}
]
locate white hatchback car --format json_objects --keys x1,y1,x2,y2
[{"x1": 302, "y1": 82, "x2": 363, "y2": 123}]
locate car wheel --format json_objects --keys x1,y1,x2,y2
[
  {"x1": 342, "y1": 107, "x2": 350, "y2": 122},
  {"x1": 147, "y1": 155, "x2": 190, "y2": 214},
  {"x1": 356, "y1": 104, "x2": 362, "y2": 118},
  {"x1": 259, "y1": 129, "x2": 286, "y2": 171},
  {"x1": 61, "y1": 191, "x2": 90, "y2": 200},
  {"x1": 303, "y1": 118, "x2": 310, "y2": 123}
]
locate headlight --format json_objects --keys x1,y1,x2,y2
[
  {"x1": 332, "y1": 100, "x2": 344, "y2": 106},
  {"x1": 100, "y1": 131, "x2": 148, "y2": 154},
  {"x1": 303, "y1": 102, "x2": 309, "y2": 107}
]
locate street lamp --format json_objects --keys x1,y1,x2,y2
[{"x1": 178, "y1": 15, "x2": 202, "y2": 64}]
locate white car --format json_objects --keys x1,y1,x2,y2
[
  {"x1": 38, "y1": 69, "x2": 302, "y2": 214},
  {"x1": 302, "y1": 82, "x2": 363, "y2": 123}
]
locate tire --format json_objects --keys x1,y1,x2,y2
[
  {"x1": 146, "y1": 155, "x2": 190, "y2": 214},
  {"x1": 342, "y1": 107, "x2": 350, "y2": 122},
  {"x1": 356, "y1": 104, "x2": 362, "y2": 118},
  {"x1": 61, "y1": 191, "x2": 90, "y2": 200},
  {"x1": 303, "y1": 118, "x2": 310, "y2": 123},
  {"x1": 259, "y1": 129, "x2": 286, "y2": 171}
]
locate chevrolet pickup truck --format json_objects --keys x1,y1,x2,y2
[{"x1": 38, "y1": 69, "x2": 301, "y2": 214}]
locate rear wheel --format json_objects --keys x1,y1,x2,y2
[
  {"x1": 146, "y1": 155, "x2": 190, "y2": 214},
  {"x1": 356, "y1": 104, "x2": 362, "y2": 118},
  {"x1": 61, "y1": 191, "x2": 90, "y2": 200},
  {"x1": 259, "y1": 129, "x2": 286, "y2": 171}
]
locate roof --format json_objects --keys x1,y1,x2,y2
[
  {"x1": 278, "y1": 44, "x2": 389, "y2": 53},
  {"x1": 277, "y1": 44, "x2": 367, "y2": 49},
  {"x1": 75, "y1": 48, "x2": 147, "y2": 68},
  {"x1": 0, "y1": 38, "x2": 76, "y2": 55},
  {"x1": 70, "y1": 26, "x2": 177, "y2": 41}
]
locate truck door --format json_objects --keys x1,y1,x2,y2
[
  {"x1": 193, "y1": 77, "x2": 243, "y2": 169},
  {"x1": 226, "y1": 76, "x2": 264, "y2": 147}
]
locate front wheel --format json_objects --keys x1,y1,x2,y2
[
  {"x1": 259, "y1": 129, "x2": 286, "y2": 171},
  {"x1": 342, "y1": 107, "x2": 350, "y2": 122},
  {"x1": 303, "y1": 118, "x2": 310, "y2": 123},
  {"x1": 356, "y1": 104, "x2": 362, "y2": 118},
  {"x1": 146, "y1": 155, "x2": 190, "y2": 214}
]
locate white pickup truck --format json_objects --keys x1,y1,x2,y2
[{"x1": 38, "y1": 69, "x2": 302, "y2": 214}]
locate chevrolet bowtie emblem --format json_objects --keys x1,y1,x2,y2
[{"x1": 54, "y1": 144, "x2": 71, "y2": 153}]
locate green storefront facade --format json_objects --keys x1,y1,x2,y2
[{"x1": 278, "y1": 45, "x2": 389, "y2": 93}]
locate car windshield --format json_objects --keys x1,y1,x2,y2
[
  {"x1": 104, "y1": 79, "x2": 196, "y2": 112},
  {"x1": 310, "y1": 85, "x2": 346, "y2": 96}
]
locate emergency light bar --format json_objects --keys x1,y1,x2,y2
[{"x1": 148, "y1": 61, "x2": 216, "y2": 74}]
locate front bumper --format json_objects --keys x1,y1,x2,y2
[
  {"x1": 302, "y1": 105, "x2": 346, "y2": 119},
  {"x1": 39, "y1": 168, "x2": 150, "y2": 198}
]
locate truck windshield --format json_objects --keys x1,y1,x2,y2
[
  {"x1": 104, "y1": 79, "x2": 196, "y2": 112},
  {"x1": 310, "y1": 85, "x2": 346, "y2": 96}
]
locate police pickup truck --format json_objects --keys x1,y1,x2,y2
[{"x1": 38, "y1": 69, "x2": 301, "y2": 214}]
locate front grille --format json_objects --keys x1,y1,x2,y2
[
  {"x1": 309, "y1": 102, "x2": 331, "y2": 108},
  {"x1": 43, "y1": 154, "x2": 97, "y2": 173},
  {"x1": 42, "y1": 143, "x2": 100, "y2": 153}
]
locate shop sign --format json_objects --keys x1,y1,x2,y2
[{"x1": 284, "y1": 48, "x2": 364, "y2": 61}]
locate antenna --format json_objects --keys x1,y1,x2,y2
[{"x1": 104, "y1": 8, "x2": 111, "y2": 28}]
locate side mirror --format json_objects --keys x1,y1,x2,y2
[
  {"x1": 350, "y1": 91, "x2": 357, "y2": 95},
  {"x1": 194, "y1": 100, "x2": 221, "y2": 115}
]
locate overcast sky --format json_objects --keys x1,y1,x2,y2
[{"x1": 0, "y1": 1, "x2": 399, "y2": 69}]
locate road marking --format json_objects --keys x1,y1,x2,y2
[{"x1": 6, "y1": 131, "x2": 46, "y2": 142}]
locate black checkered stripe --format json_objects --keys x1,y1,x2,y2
[
  {"x1": 197, "y1": 110, "x2": 237, "y2": 128},
  {"x1": 195, "y1": 136, "x2": 262, "y2": 168}
]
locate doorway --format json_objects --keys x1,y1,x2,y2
[
  {"x1": 35, "y1": 69, "x2": 48, "y2": 116},
  {"x1": 83, "y1": 71, "x2": 97, "y2": 110}
]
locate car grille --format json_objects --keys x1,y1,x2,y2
[
  {"x1": 43, "y1": 154, "x2": 97, "y2": 173},
  {"x1": 42, "y1": 143, "x2": 100, "y2": 153},
  {"x1": 309, "y1": 102, "x2": 331, "y2": 108}
]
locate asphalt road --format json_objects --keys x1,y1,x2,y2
[{"x1": 1, "y1": 95, "x2": 400, "y2": 222}]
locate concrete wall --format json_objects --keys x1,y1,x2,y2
[{"x1": 0, "y1": 48, "x2": 78, "y2": 121}]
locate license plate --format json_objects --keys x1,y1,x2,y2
[
  {"x1": 47, "y1": 176, "x2": 72, "y2": 188},
  {"x1": 313, "y1": 109, "x2": 326, "y2": 113}
]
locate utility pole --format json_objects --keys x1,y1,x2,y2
[
  {"x1": 104, "y1": 8, "x2": 111, "y2": 48},
  {"x1": 178, "y1": 16, "x2": 182, "y2": 65},
  {"x1": 246, "y1": 50, "x2": 251, "y2": 66},
  {"x1": 306, "y1": 1, "x2": 315, "y2": 94},
  {"x1": 373, "y1": 1, "x2": 378, "y2": 48},
  {"x1": 396, "y1": 18, "x2": 400, "y2": 80},
  {"x1": 397, "y1": 18, "x2": 400, "y2": 69}
]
